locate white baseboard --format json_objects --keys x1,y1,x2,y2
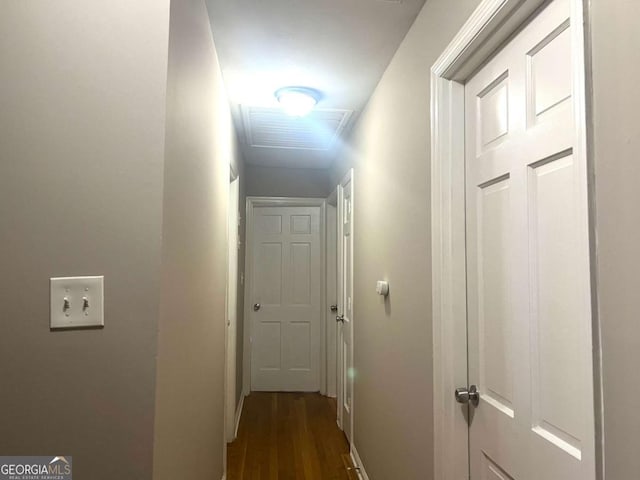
[
  {"x1": 234, "y1": 391, "x2": 246, "y2": 438},
  {"x1": 350, "y1": 444, "x2": 370, "y2": 480}
]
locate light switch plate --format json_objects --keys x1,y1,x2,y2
[{"x1": 50, "y1": 276, "x2": 104, "y2": 329}]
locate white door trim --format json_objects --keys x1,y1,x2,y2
[
  {"x1": 325, "y1": 191, "x2": 338, "y2": 398},
  {"x1": 225, "y1": 174, "x2": 240, "y2": 444},
  {"x1": 242, "y1": 196, "x2": 327, "y2": 394},
  {"x1": 430, "y1": 1, "x2": 601, "y2": 478}
]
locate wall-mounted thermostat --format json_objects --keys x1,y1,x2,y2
[{"x1": 376, "y1": 280, "x2": 389, "y2": 297}]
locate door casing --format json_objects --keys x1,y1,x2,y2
[
  {"x1": 430, "y1": 0, "x2": 603, "y2": 478},
  {"x1": 325, "y1": 189, "x2": 338, "y2": 399},
  {"x1": 242, "y1": 197, "x2": 327, "y2": 394},
  {"x1": 225, "y1": 170, "x2": 239, "y2": 442}
]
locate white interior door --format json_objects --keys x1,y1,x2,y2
[
  {"x1": 337, "y1": 171, "x2": 353, "y2": 441},
  {"x1": 464, "y1": 0, "x2": 595, "y2": 478},
  {"x1": 225, "y1": 174, "x2": 239, "y2": 443},
  {"x1": 250, "y1": 203, "x2": 322, "y2": 391}
]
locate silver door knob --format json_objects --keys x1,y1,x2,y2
[
  {"x1": 455, "y1": 385, "x2": 479, "y2": 405},
  {"x1": 336, "y1": 314, "x2": 345, "y2": 323},
  {"x1": 330, "y1": 304, "x2": 338, "y2": 312},
  {"x1": 253, "y1": 303, "x2": 261, "y2": 311}
]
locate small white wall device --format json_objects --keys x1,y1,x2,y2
[{"x1": 376, "y1": 280, "x2": 389, "y2": 297}]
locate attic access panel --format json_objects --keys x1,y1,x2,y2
[{"x1": 241, "y1": 106, "x2": 353, "y2": 151}]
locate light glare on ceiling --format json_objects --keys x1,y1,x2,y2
[{"x1": 275, "y1": 87, "x2": 320, "y2": 117}]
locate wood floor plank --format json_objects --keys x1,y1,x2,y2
[{"x1": 228, "y1": 392, "x2": 353, "y2": 480}]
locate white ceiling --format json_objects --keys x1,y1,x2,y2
[{"x1": 205, "y1": 0, "x2": 426, "y2": 169}]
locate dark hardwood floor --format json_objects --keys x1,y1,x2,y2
[{"x1": 227, "y1": 392, "x2": 358, "y2": 480}]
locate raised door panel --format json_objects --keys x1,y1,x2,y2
[
  {"x1": 256, "y1": 243, "x2": 283, "y2": 306},
  {"x1": 288, "y1": 322, "x2": 312, "y2": 371},
  {"x1": 478, "y1": 72, "x2": 510, "y2": 151},
  {"x1": 290, "y1": 243, "x2": 311, "y2": 305},
  {"x1": 529, "y1": 154, "x2": 585, "y2": 463},
  {"x1": 255, "y1": 214, "x2": 283, "y2": 235},
  {"x1": 527, "y1": 21, "x2": 572, "y2": 124},
  {"x1": 482, "y1": 454, "x2": 515, "y2": 480},
  {"x1": 477, "y1": 177, "x2": 514, "y2": 418},
  {"x1": 254, "y1": 322, "x2": 282, "y2": 371},
  {"x1": 290, "y1": 214, "x2": 311, "y2": 234}
]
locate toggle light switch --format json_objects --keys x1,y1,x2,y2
[
  {"x1": 50, "y1": 276, "x2": 104, "y2": 329},
  {"x1": 376, "y1": 280, "x2": 389, "y2": 297}
]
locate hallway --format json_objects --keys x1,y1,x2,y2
[
  {"x1": 1, "y1": 1, "x2": 636, "y2": 479},
  {"x1": 227, "y1": 393, "x2": 358, "y2": 480}
]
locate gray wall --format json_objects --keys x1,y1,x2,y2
[
  {"x1": 246, "y1": 165, "x2": 332, "y2": 198},
  {"x1": 330, "y1": 0, "x2": 482, "y2": 477},
  {"x1": 153, "y1": 0, "x2": 239, "y2": 477},
  {"x1": 591, "y1": 0, "x2": 640, "y2": 478},
  {"x1": 0, "y1": 1, "x2": 170, "y2": 478}
]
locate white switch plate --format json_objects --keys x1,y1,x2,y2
[{"x1": 50, "y1": 276, "x2": 104, "y2": 329}]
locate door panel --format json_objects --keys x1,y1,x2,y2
[
  {"x1": 255, "y1": 322, "x2": 281, "y2": 370},
  {"x1": 477, "y1": 177, "x2": 514, "y2": 418},
  {"x1": 250, "y1": 205, "x2": 321, "y2": 391},
  {"x1": 529, "y1": 153, "x2": 584, "y2": 460},
  {"x1": 465, "y1": 1, "x2": 594, "y2": 479},
  {"x1": 478, "y1": 72, "x2": 509, "y2": 149},
  {"x1": 291, "y1": 242, "x2": 311, "y2": 304},
  {"x1": 482, "y1": 453, "x2": 515, "y2": 480},
  {"x1": 527, "y1": 22, "x2": 572, "y2": 121},
  {"x1": 288, "y1": 322, "x2": 311, "y2": 369},
  {"x1": 256, "y1": 243, "x2": 282, "y2": 305}
]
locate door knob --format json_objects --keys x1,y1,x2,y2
[
  {"x1": 336, "y1": 314, "x2": 345, "y2": 323},
  {"x1": 330, "y1": 304, "x2": 338, "y2": 312},
  {"x1": 454, "y1": 385, "x2": 479, "y2": 405},
  {"x1": 253, "y1": 303, "x2": 261, "y2": 311}
]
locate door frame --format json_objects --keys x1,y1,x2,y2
[
  {"x1": 325, "y1": 188, "x2": 339, "y2": 399},
  {"x1": 223, "y1": 167, "x2": 239, "y2": 480},
  {"x1": 430, "y1": 0, "x2": 602, "y2": 478},
  {"x1": 242, "y1": 196, "x2": 327, "y2": 394},
  {"x1": 224, "y1": 168, "x2": 240, "y2": 445}
]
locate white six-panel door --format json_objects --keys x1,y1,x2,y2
[
  {"x1": 464, "y1": 0, "x2": 595, "y2": 478},
  {"x1": 337, "y1": 171, "x2": 353, "y2": 441},
  {"x1": 250, "y1": 204, "x2": 322, "y2": 391}
]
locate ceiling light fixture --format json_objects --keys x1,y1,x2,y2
[{"x1": 275, "y1": 87, "x2": 321, "y2": 117}]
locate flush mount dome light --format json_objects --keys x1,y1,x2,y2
[{"x1": 275, "y1": 87, "x2": 321, "y2": 117}]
